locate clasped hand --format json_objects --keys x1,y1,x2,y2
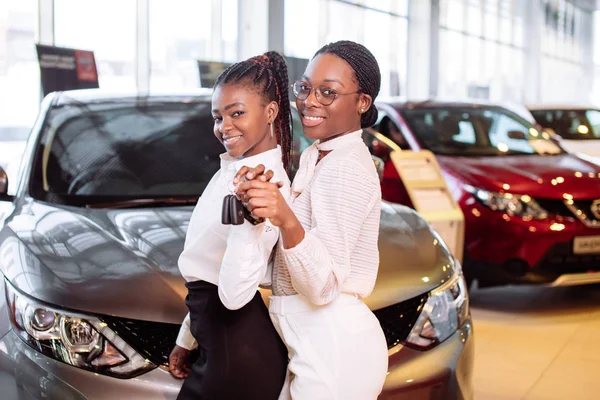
[{"x1": 233, "y1": 164, "x2": 291, "y2": 229}]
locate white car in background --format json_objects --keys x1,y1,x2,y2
[
  {"x1": 0, "y1": 127, "x2": 30, "y2": 194},
  {"x1": 528, "y1": 105, "x2": 600, "y2": 162}
]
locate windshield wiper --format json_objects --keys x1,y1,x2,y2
[{"x1": 85, "y1": 197, "x2": 199, "y2": 209}]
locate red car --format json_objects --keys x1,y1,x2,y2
[{"x1": 369, "y1": 100, "x2": 600, "y2": 288}]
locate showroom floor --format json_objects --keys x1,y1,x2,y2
[{"x1": 471, "y1": 284, "x2": 600, "y2": 400}]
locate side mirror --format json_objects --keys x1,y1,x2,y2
[
  {"x1": 0, "y1": 167, "x2": 14, "y2": 202},
  {"x1": 507, "y1": 130, "x2": 527, "y2": 140},
  {"x1": 371, "y1": 155, "x2": 385, "y2": 182}
]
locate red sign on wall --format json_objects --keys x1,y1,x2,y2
[{"x1": 75, "y1": 50, "x2": 98, "y2": 83}]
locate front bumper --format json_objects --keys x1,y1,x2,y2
[
  {"x1": 464, "y1": 202, "x2": 600, "y2": 286},
  {"x1": 0, "y1": 330, "x2": 183, "y2": 400},
  {"x1": 380, "y1": 319, "x2": 474, "y2": 400},
  {"x1": 0, "y1": 319, "x2": 473, "y2": 400}
]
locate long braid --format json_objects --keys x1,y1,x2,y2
[
  {"x1": 214, "y1": 52, "x2": 293, "y2": 173},
  {"x1": 314, "y1": 41, "x2": 381, "y2": 128},
  {"x1": 266, "y1": 52, "x2": 292, "y2": 175}
]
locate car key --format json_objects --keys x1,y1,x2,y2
[
  {"x1": 221, "y1": 195, "x2": 233, "y2": 225},
  {"x1": 230, "y1": 196, "x2": 245, "y2": 225}
]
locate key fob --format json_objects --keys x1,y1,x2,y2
[
  {"x1": 221, "y1": 195, "x2": 232, "y2": 225},
  {"x1": 243, "y1": 205, "x2": 265, "y2": 225},
  {"x1": 230, "y1": 196, "x2": 245, "y2": 225}
]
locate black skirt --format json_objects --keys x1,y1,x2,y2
[{"x1": 177, "y1": 280, "x2": 288, "y2": 400}]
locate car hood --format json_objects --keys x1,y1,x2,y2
[
  {"x1": 366, "y1": 203, "x2": 454, "y2": 311},
  {"x1": 437, "y1": 154, "x2": 600, "y2": 199},
  {"x1": 0, "y1": 201, "x2": 453, "y2": 322}
]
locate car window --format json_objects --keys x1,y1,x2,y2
[
  {"x1": 401, "y1": 107, "x2": 564, "y2": 156},
  {"x1": 32, "y1": 100, "x2": 224, "y2": 203},
  {"x1": 372, "y1": 115, "x2": 411, "y2": 150},
  {"x1": 531, "y1": 109, "x2": 600, "y2": 140},
  {"x1": 586, "y1": 110, "x2": 600, "y2": 138},
  {"x1": 453, "y1": 121, "x2": 476, "y2": 144},
  {"x1": 489, "y1": 112, "x2": 533, "y2": 154}
]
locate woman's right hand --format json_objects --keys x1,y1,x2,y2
[{"x1": 168, "y1": 345, "x2": 192, "y2": 379}]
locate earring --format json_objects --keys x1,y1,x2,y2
[
  {"x1": 270, "y1": 123, "x2": 274, "y2": 138},
  {"x1": 360, "y1": 108, "x2": 365, "y2": 114}
]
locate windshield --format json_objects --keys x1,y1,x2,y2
[
  {"x1": 530, "y1": 109, "x2": 600, "y2": 140},
  {"x1": 400, "y1": 107, "x2": 564, "y2": 156},
  {"x1": 31, "y1": 99, "x2": 224, "y2": 204}
]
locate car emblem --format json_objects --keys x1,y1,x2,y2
[{"x1": 591, "y1": 199, "x2": 600, "y2": 220}]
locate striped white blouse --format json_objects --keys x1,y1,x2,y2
[{"x1": 272, "y1": 130, "x2": 382, "y2": 305}]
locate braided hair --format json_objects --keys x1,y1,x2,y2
[
  {"x1": 314, "y1": 41, "x2": 381, "y2": 128},
  {"x1": 214, "y1": 52, "x2": 292, "y2": 173}
]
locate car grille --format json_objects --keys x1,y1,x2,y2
[
  {"x1": 100, "y1": 294, "x2": 430, "y2": 364},
  {"x1": 537, "y1": 198, "x2": 600, "y2": 227},
  {"x1": 373, "y1": 293, "x2": 429, "y2": 349},
  {"x1": 569, "y1": 199, "x2": 600, "y2": 227},
  {"x1": 536, "y1": 198, "x2": 573, "y2": 217},
  {"x1": 101, "y1": 316, "x2": 184, "y2": 367}
]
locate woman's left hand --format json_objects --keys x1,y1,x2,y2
[
  {"x1": 235, "y1": 179, "x2": 293, "y2": 229},
  {"x1": 233, "y1": 164, "x2": 273, "y2": 185}
]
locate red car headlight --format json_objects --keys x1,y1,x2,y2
[{"x1": 466, "y1": 185, "x2": 548, "y2": 220}]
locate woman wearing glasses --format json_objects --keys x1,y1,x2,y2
[{"x1": 234, "y1": 41, "x2": 388, "y2": 399}]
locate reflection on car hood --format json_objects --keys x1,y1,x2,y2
[
  {"x1": 2, "y1": 201, "x2": 190, "y2": 323},
  {"x1": 366, "y1": 203, "x2": 454, "y2": 310},
  {"x1": 0, "y1": 201, "x2": 453, "y2": 322},
  {"x1": 438, "y1": 154, "x2": 600, "y2": 198}
]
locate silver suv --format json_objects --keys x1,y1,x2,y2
[{"x1": 0, "y1": 90, "x2": 473, "y2": 399}]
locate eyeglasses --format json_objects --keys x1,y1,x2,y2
[{"x1": 291, "y1": 81, "x2": 361, "y2": 106}]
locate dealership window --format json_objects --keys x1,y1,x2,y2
[
  {"x1": 541, "y1": 0, "x2": 591, "y2": 103},
  {"x1": 0, "y1": 1, "x2": 40, "y2": 132},
  {"x1": 54, "y1": 0, "x2": 137, "y2": 92},
  {"x1": 593, "y1": 11, "x2": 600, "y2": 106},
  {"x1": 284, "y1": 0, "x2": 408, "y2": 97},
  {"x1": 149, "y1": 0, "x2": 238, "y2": 91},
  {"x1": 438, "y1": 0, "x2": 527, "y2": 103}
]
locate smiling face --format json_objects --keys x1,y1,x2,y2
[
  {"x1": 296, "y1": 53, "x2": 372, "y2": 141},
  {"x1": 211, "y1": 83, "x2": 278, "y2": 159}
]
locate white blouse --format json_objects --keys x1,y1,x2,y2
[
  {"x1": 176, "y1": 146, "x2": 290, "y2": 350},
  {"x1": 272, "y1": 130, "x2": 382, "y2": 306}
]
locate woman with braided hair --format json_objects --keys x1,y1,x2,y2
[
  {"x1": 234, "y1": 40, "x2": 388, "y2": 399},
  {"x1": 168, "y1": 51, "x2": 291, "y2": 399}
]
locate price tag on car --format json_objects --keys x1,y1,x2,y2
[{"x1": 573, "y1": 236, "x2": 600, "y2": 254}]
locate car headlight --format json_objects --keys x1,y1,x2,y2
[
  {"x1": 467, "y1": 186, "x2": 548, "y2": 220},
  {"x1": 404, "y1": 259, "x2": 470, "y2": 350},
  {"x1": 5, "y1": 279, "x2": 155, "y2": 378}
]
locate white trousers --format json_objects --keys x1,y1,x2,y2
[{"x1": 269, "y1": 294, "x2": 388, "y2": 400}]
